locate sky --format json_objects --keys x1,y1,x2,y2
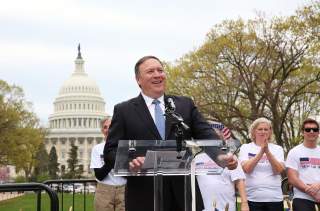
[{"x1": 1, "y1": 0, "x2": 310, "y2": 126}]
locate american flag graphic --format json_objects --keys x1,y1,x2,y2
[
  {"x1": 299, "y1": 157, "x2": 320, "y2": 165},
  {"x1": 210, "y1": 122, "x2": 231, "y2": 140}
]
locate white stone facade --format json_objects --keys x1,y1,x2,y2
[{"x1": 45, "y1": 46, "x2": 108, "y2": 177}]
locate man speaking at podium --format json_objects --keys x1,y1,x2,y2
[{"x1": 104, "y1": 55, "x2": 237, "y2": 211}]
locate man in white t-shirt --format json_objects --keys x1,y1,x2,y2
[
  {"x1": 196, "y1": 153, "x2": 248, "y2": 211},
  {"x1": 196, "y1": 127, "x2": 249, "y2": 211},
  {"x1": 286, "y1": 118, "x2": 320, "y2": 211},
  {"x1": 90, "y1": 118, "x2": 126, "y2": 211}
]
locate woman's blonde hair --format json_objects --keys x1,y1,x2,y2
[
  {"x1": 100, "y1": 116, "x2": 111, "y2": 129},
  {"x1": 248, "y1": 117, "x2": 273, "y2": 142}
]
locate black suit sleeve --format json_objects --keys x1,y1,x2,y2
[
  {"x1": 188, "y1": 97, "x2": 219, "y2": 139},
  {"x1": 93, "y1": 165, "x2": 111, "y2": 181}
]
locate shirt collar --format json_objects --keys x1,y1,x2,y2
[{"x1": 141, "y1": 92, "x2": 165, "y2": 106}]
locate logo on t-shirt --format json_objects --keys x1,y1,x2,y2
[
  {"x1": 299, "y1": 157, "x2": 320, "y2": 168},
  {"x1": 196, "y1": 160, "x2": 220, "y2": 170}
]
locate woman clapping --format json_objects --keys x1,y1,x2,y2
[{"x1": 239, "y1": 118, "x2": 285, "y2": 211}]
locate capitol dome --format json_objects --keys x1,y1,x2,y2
[
  {"x1": 49, "y1": 45, "x2": 107, "y2": 127},
  {"x1": 58, "y1": 55, "x2": 101, "y2": 97},
  {"x1": 45, "y1": 45, "x2": 108, "y2": 176},
  {"x1": 59, "y1": 74, "x2": 101, "y2": 96}
]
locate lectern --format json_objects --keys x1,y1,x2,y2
[{"x1": 114, "y1": 139, "x2": 240, "y2": 211}]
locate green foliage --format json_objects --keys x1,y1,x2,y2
[
  {"x1": 35, "y1": 173, "x2": 50, "y2": 183},
  {"x1": 0, "y1": 79, "x2": 46, "y2": 180},
  {"x1": 14, "y1": 175, "x2": 27, "y2": 183},
  {"x1": 65, "y1": 142, "x2": 83, "y2": 179},
  {"x1": 0, "y1": 80, "x2": 25, "y2": 165},
  {"x1": 32, "y1": 143, "x2": 49, "y2": 181},
  {"x1": 166, "y1": 1, "x2": 320, "y2": 153},
  {"x1": 60, "y1": 164, "x2": 66, "y2": 178},
  {"x1": 48, "y1": 146, "x2": 59, "y2": 179}
]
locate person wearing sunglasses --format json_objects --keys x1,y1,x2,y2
[
  {"x1": 90, "y1": 117, "x2": 127, "y2": 211},
  {"x1": 286, "y1": 118, "x2": 320, "y2": 211},
  {"x1": 239, "y1": 117, "x2": 285, "y2": 211}
]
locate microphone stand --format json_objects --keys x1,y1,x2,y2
[{"x1": 165, "y1": 106, "x2": 189, "y2": 159}]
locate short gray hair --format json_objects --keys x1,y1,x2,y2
[
  {"x1": 248, "y1": 117, "x2": 273, "y2": 142},
  {"x1": 134, "y1": 55, "x2": 163, "y2": 77}
]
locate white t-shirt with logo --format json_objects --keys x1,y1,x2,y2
[
  {"x1": 195, "y1": 153, "x2": 245, "y2": 211},
  {"x1": 90, "y1": 142, "x2": 126, "y2": 186},
  {"x1": 239, "y1": 142, "x2": 284, "y2": 202},
  {"x1": 286, "y1": 143, "x2": 320, "y2": 201}
]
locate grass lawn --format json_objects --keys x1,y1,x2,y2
[
  {"x1": 0, "y1": 194, "x2": 290, "y2": 211},
  {"x1": 0, "y1": 192, "x2": 94, "y2": 211}
]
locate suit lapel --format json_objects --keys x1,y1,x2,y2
[{"x1": 133, "y1": 94, "x2": 162, "y2": 139}]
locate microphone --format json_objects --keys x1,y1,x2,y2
[
  {"x1": 164, "y1": 97, "x2": 189, "y2": 158},
  {"x1": 165, "y1": 97, "x2": 189, "y2": 131},
  {"x1": 167, "y1": 97, "x2": 176, "y2": 111}
]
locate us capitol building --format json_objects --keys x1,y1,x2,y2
[{"x1": 44, "y1": 46, "x2": 108, "y2": 176}]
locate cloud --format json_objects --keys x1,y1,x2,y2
[
  {"x1": 0, "y1": 41, "x2": 72, "y2": 64},
  {"x1": 0, "y1": 0, "x2": 157, "y2": 30},
  {"x1": 1, "y1": 0, "x2": 309, "y2": 123}
]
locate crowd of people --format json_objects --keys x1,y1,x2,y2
[{"x1": 89, "y1": 55, "x2": 319, "y2": 211}]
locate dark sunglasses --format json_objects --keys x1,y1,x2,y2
[{"x1": 304, "y1": 128, "x2": 319, "y2": 133}]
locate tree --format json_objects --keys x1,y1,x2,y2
[
  {"x1": 166, "y1": 2, "x2": 320, "y2": 153},
  {"x1": 0, "y1": 80, "x2": 25, "y2": 165},
  {"x1": 0, "y1": 80, "x2": 46, "y2": 180},
  {"x1": 13, "y1": 127, "x2": 46, "y2": 181},
  {"x1": 66, "y1": 142, "x2": 83, "y2": 178},
  {"x1": 32, "y1": 142, "x2": 50, "y2": 182},
  {"x1": 48, "y1": 146, "x2": 59, "y2": 179},
  {"x1": 60, "y1": 165, "x2": 66, "y2": 178}
]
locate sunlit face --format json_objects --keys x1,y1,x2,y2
[
  {"x1": 136, "y1": 58, "x2": 166, "y2": 99},
  {"x1": 254, "y1": 122, "x2": 272, "y2": 142},
  {"x1": 303, "y1": 123, "x2": 319, "y2": 143},
  {"x1": 102, "y1": 119, "x2": 111, "y2": 138}
]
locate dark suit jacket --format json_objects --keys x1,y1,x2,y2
[{"x1": 104, "y1": 94, "x2": 218, "y2": 211}]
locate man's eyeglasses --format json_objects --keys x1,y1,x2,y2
[{"x1": 304, "y1": 128, "x2": 319, "y2": 133}]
